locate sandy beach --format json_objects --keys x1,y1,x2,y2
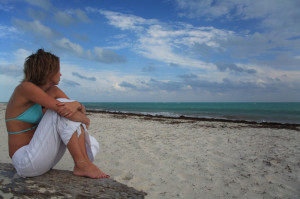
[{"x1": 1, "y1": 103, "x2": 300, "y2": 199}]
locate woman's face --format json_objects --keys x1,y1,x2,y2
[{"x1": 49, "y1": 67, "x2": 62, "y2": 85}]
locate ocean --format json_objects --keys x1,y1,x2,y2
[{"x1": 82, "y1": 102, "x2": 300, "y2": 124}]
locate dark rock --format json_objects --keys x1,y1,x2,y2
[{"x1": 0, "y1": 163, "x2": 146, "y2": 198}]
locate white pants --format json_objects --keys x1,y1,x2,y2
[{"x1": 11, "y1": 98, "x2": 99, "y2": 177}]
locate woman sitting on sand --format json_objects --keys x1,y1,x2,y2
[{"x1": 5, "y1": 49, "x2": 109, "y2": 179}]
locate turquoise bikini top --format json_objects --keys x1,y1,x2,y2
[{"x1": 5, "y1": 104, "x2": 43, "y2": 134}]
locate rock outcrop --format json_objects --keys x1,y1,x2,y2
[{"x1": 0, "y1": 163, "x2": 146, "y2": 198}]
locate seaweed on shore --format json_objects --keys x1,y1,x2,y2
[{"x1": 87, "y1": 109, "x2": 300, "y2": 131}]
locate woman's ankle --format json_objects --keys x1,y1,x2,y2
[{"x1": 74, "y1": 159, "x2": 89, "y2": 167}]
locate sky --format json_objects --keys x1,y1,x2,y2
[{"x1": 0, "y1": 0, "x2": 300, "y2": 102}]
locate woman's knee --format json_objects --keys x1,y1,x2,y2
[{"x1": 77, "y1": 124, "x2": 86, "y2": 137}]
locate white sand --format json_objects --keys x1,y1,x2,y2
[{"x1": 1, "y1": 103, "x2": 300, "y2": 199}]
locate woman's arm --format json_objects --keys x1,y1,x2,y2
[
  {"x1": 46, "y1": 85, "x2": 82, "y2": 116},
  {"x1": 18, "y1": 82, "x2": 64, "y2": 112},
  {"x1": 66, "y1": 110, "x2": 90, "y2": 129},
  {"x1": 19, "y1": 82, "x2": 89, "y2": 126},
  {"x1": 44, "y1": 84, "x2": 90, "y2": 127}
]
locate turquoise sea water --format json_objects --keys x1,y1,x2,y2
[{"x1": 82, "y1": 102, "x2": 300, "y2": 124}]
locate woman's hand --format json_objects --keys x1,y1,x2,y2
[
  {"x1": 79, "y1": 104, "x2": 86, "y2": 114},
  {"x1": 56, "y1": 101, "x2": 90, "y2": 128},
  {"x1": 56, "y1": 101, "x2": 80, "y2": 118},
  {"x1": 85, "y1": 117, "x2": 90, "y2": 129}
]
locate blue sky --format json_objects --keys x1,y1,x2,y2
[{"x1": 0, "y1": 0, "x2": 300, "y2": 102}]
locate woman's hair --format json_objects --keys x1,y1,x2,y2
[{"x1": 23, "y1": 49, "x2": 60, "y2": 86}]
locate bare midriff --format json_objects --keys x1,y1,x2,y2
[{"x1": 6, "y1": 120, "x2": 36, "y2": 158}]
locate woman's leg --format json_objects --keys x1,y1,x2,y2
[
  {"x1": 56, "y1": 98, "x2": 108, "y2": 179},
  {"x1": 67, "y1": 125, "x2": 109, "y2": 178},
  {"x1": 12, "y1": 105, "x2": 108, "y2": 178},
  {"x1": 12, "y1": 110, "x2": 68, "y2": 177}
]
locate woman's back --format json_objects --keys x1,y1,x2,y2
[{"x1": 5, "y1": 83, "x2": 39, "y2": 158}]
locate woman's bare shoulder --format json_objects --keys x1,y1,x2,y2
[
  {"x1": 47, "y1": 86, "x2": 68, "y2": 99},
  {"x1": 16, "y1": 81, "x2": 37, "y2": 91},
  {"x1": 14, "y1": 81, "x2": 45, "y2": 103},
  {"x1": 6, "y1": 82, "x2": 34, "y2": 113},
  {"x1": 9, "y1": 82, "x2": 33, "y2": 100}
]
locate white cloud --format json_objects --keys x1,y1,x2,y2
[
  {"x1": 13, "y1": 19, "x2": 59, "y2": 39},
  {"x1": 0, "y1": 48, "x2": 31, "y2": 78},
  {"x1": 99, "y1": 10, "x2": 232, "y2": 70},
  {"x1": 181, "y1": 27, "x2": 233, "y2": 47},
  {"x1": 0, "y1": 24, "x2": 18, "y2": 37},
  {"x1": 0, "y1": 3, "x2": 14, "y2": 12},
  {"x1": 27, "y1": 7, "x2": 47, "y2": 20},
  {"x1": 235, "y1": 0, "x2": 300, "y2": 30},
  {"x1": 175, "y1": 0, "x2": 236, "y2": 19},
  {"x1": 219, "y1": 32, "x2": 272, "y2": 58},
  {"x1": 92, "y1": 7, "x2": 300, "y2": 101},
  {"x1": 54, "y1": 9, "x2": 91, "y2": 26},
  {"x1": 174, "y1": 0, "x2": 300, "y2": 35},
  {"x1": 95, "y1": 4, "x2": 300, "y2": 76},
  {"x1": 25, "y1": 0, "x2": 53, "y2": 10},
  {"x1": 59, "y1": 62, "x2": 146, "y2": 100},
  {"x1": 55, "y1": 38, "x2": 84, "y2": 56},
  {"x1": 2, "y1": 1, "x2": 298, "y2": 102},
  {"x1": 91, "y1": 9, "x2": 157, "y2": 31},
  {"x1": 113, "y1": 82, "x2": 126, "y2": 91},
  {"x1": 0, "y1": 64, "x2": 23, "y2": 77},
  {"x1": 13, "y1": 48, "x2": 32, "y2": 65},
  {"x1": 137, "y1": 34, "x2": 213, "y2": 69},
  {"x1": 54, "y1": 38, "x2": 125, "y2": 64},
  {"x1": 54, "y1": 11, "x2": 75, "y2": 26},
  {"x1": 74, "y1": 9, "x2": 91, "y2": 23},
  {"x1": 99, "y1": 10, "x2": 144, "y2": 30},
  {"x1": 175, "y1": 0, "x2": 298, "y2": 21},
  {"x1": 94, "y1": 47, "x2": 126, "y2": 63}
]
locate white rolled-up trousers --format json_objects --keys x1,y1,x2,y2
[{"x1": 11, "y1": 98, "x2": 99, "y2": 177}]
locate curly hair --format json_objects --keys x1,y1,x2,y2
[{"x1": 23, "y1": 49, "x2": 60, "y2": 86}]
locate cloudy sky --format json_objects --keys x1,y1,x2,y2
[{"x1": 0, "y1": 0, "x2": 300, "y2": 102}]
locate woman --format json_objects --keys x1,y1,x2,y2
[{"x1": 5, "y1": 49, "x2": 109, "y2": 179}]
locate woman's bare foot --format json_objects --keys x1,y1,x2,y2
[{"x1": 73, "y1": 160, "x2": 110, "y2": 179}]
